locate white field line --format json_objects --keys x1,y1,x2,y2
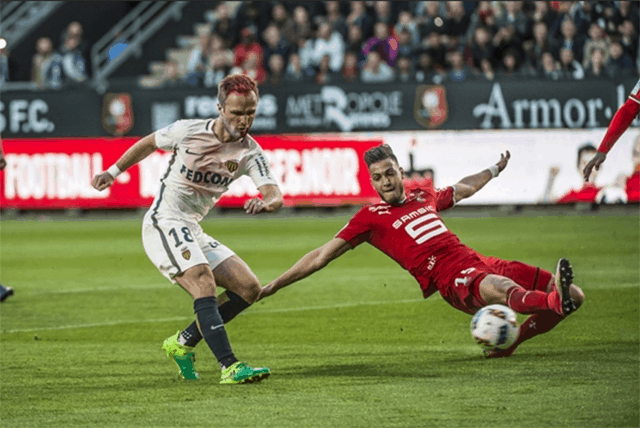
[{"x1": 1, "y1": 298, "x2": 427, "y2": 334}]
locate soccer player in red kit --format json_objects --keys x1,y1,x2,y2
[
  {"x1": 583, "y1": 77, "x2": 640, "y2": 181},
  {"x1": 260, "y1": 144, "x2": 585, "y2": 358}
]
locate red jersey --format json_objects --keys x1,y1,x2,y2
[
  {"x1": 336, "y1": 185, "x2": 486, "y2": 297},
  {"x1": 556, "y1": 183, "x2": 601, "y2": 204},
  {"x1": 626, "y1": 169, "x2": 640, "y2": 202}
]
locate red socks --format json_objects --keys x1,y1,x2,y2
[{"x1": 506, "y1": 286, "x2": 561, "y2": 314}]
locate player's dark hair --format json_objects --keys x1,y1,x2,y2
[
  {"x1": 577, "y1": 143, "x2": 597, "y2": 169},
  {"x1": 364, "y1": 144, "x2": 399, "y2": 168},
  {"x1": 218, "y1": 74, "x2": 259, "y2": 107}
]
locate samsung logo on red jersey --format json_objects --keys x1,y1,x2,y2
[
  {"x1": 179, "y1": 164, "x2": 234, "y2": 186},
  {"x1": 392, "y1": 206, "x2": 435, "y2": 229}
]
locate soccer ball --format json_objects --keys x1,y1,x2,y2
[{"x1": 471, "y1": 304, "x2": 520, "y2": 352}]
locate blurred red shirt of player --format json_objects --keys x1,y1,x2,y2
[{"x1": 558, "y1": 144, "x2": 602, "y2": 204}]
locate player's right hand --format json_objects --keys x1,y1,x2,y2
[
  {"x1": 91, "y1": 172, "x2": 116, "y2": 191},
  {"x1": 258, "y1": 283, "x2": 278, "y2": 301},
  {"x1": 583, "y1": 152, "x2": 606, "y2": 182}
]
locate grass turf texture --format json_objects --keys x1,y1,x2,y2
[{"x1": 1, "y1": 214, "x2": 638, "y2": 428}]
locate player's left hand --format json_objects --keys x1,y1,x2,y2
[
  {"x1": 496, "y1": 150, "x2": 511, "y2": 173},
  {"x1": 244, "y1": 197, "x2": 267, "y2": 215}
]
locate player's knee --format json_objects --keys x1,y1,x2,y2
[
  {"x1": 570, "y1": 285, "x2": 585, "y2": 308},
  {"x1": 241, "y1": 277, "x2": 262, "y2": 304}
]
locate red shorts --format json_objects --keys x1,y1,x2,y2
[{"x1": 419, "y1": 256, "x2": 553, "y2": 315}]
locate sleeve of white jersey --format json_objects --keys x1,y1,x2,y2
[
  {"x1": 154, "y1": 120, "x2": 191, "y2": 151},
  {"x1": 243, "y1": 148, "x2": 279, "y2": 189}
]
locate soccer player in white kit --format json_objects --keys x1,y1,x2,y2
[{"x1": 92, "y1": 75, "x2": 282, "y2": 384}]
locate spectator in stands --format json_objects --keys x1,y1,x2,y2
[
  {"x1": 416, "y1": 1, "x2": 446, "y2": 37},
  {"x1": 495, "y1": 1, "x2": 528, "y2": 40},
  {"x1": 479, "y1": 57, "x2": 496, "y2": 81},
  {"x1": 373, "y1": 1, "x2": 395, "y2": 27},
  {"x1": 538, "y1": 51, "x2": 562, "y2": 81},
  {"x1": 236, "y1": 2, "x2": 271, "y2": 42},
  {"x1": 442, "y1": 1, "x2": 471, "y2": 50},
  {"x1": 59, "y1": 32, "x2": 87, "y2": 84},
  {"x1": 233, "y1": 27, "x2": 264, "y2": 71},
  {"x1": 0, "y1": 45, "x2": 9, "y2": 84},
  {"x1": 558, "y1": 47, "x2": 585, "y2": 80},
  {"x1": 346, "y1": 25, "x2": 366, "y2": 62},
  {"x1": 446, "y1": 49, "x2": 474, "y2": 82},
  {"x1": 360, "y1": 51, "x2": 394, "y2": 83},
  {"x1": 526, "y1": 22, "x2": 559, "y2": 70},
  {"x1": 565, "y1": 1, "x2": 593, "y2": 35},
  {"x1": 556, "y1": 18, "x2": 586, "y2": 65},
  {"x1": 271, "y1": 2, "x2": 296, "y2": 45},
  {"x1": 341, "y1": 50, "x2": 360, "y2": 83},
  {"x1": 606, "y1": 39, "x2": 634, "y2": 78},
  {"x1": 414, "y1": 50, "x2": 445, "y2": 84},
  {"x1": 469, "y1": 26, "x2": 495, "y2": 70},
  {"x1": 230, "y1": 51, "x2": 266, "y2": 84},
  {"x1": 324, "y1": 1, "x2": 347, "y2": 39},
  {"x1": 311, "y1": 21, "x2": 345, "y2": 73},
  {"x1": 266, "y1": 53, "x2": 285, "y2": 86},
  {"x1": 492, "y1": 23, "x2": 523, "y2": 68},
  {"x1": 211, "y1": 3, "x2": 238, "y2": 49},
  {"x1": 60, "y1": 22, "x2": 90, "y2": 72},
  {"x1": 395, "y1": 54, "x2": 413, "y2": 83},
  {"x1": 283, "y1": 51, "x2": 305, "y2": 83},
  {"x1": 584, "y1": 48, "x2": 607, "y2": 78},
  {"x1": 494, "y1": 48, "x2": 519, "y2": 79},
  {"x1": 346, "y1": 1, "x2": 373, "y2": 40},
  {"x1": 162, "y1": 61, "x2": 183, "y2": 87},
  {"x1": 203, "y1": 34, "x2": 233, "y2": 88},
  {"x1": 262, "y1": 24, "x2": 291, "y2": 74},
  {"x1": 531, "y1": 1, "x2": 559, "y2": 34},
  {"x1": 314, "y1": 53, "x2": 339, "y2": 84},
  {"x1": 422, "y1": 30, "x2": 447, "y2": 69},
  {"x1": 618, "y1": 20, "x2": 638, "y2": 65},
  {"x1": 297, "y1": 37, "x2": 316, "y2": 78},
  {"x1": 583, "y1": 23, "x2": 610, "y2": 70},
  {"x1": 362, "y1": 22, "x2": 398, "y2": 68},
  {"x1": 32, "y1": 37, "x2": 62, "y2": 89},
  {"x1": 395, "y1": 28, "x2": 415, "y2": 59},
  {"x1": 394, "y1": 10, "x2": 420, "y2": 48},
  {"x1": 185, "y1": 34, "x2": 212, "y2": 86},
  {"x1": 292, "y1": 5, "x2": 313, "y2": 45}
]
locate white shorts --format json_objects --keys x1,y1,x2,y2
[{"x1": 142, "y1": 217, "x2": 235, "y2": 283}]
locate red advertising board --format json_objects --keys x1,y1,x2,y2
[{"x1": 0, "y1": 136, "x2": 382, "y2": 209}]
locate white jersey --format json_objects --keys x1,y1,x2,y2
[{"x1": 145, "y1": 119, "x2": 277, "y2": 223}]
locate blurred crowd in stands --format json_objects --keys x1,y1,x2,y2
[{"x1": 1, "y1": 1, "x2": 639, "y2": 89}]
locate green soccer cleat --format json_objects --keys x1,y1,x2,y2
[
  {"x1": 162, "y1": 331, "x2": 198, "y2": 380},
  {"x1": 220, "y1": 362, "x2": 271, "y2": 385}
]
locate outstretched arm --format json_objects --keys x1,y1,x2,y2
[
  {"x1": 91, "y1": 133, "x2": 159, "y2": 191},
  {"x1": 583, "y1": 97, "x2": 640, "y2": 181},
  {"x1": 453, "y1": 151, "x2": 510, "y2": 203},
  {"x1": 259, "y1": 238, "x2": 352, "y2": 300}
]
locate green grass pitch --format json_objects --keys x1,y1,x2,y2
[{"x1": 1, "y1": 213, "x2": 638, "y2": 427}]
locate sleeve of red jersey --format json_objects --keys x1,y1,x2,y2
[
  {"x1": 435, "y1": 186, "x2": 456, "y2": 212},
  {"x1": 598, "y1": 79, "x2": 640, "y2": 154},
  {"x1": 335, "y1": 209, "x2": 372, "y2": 249}
]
